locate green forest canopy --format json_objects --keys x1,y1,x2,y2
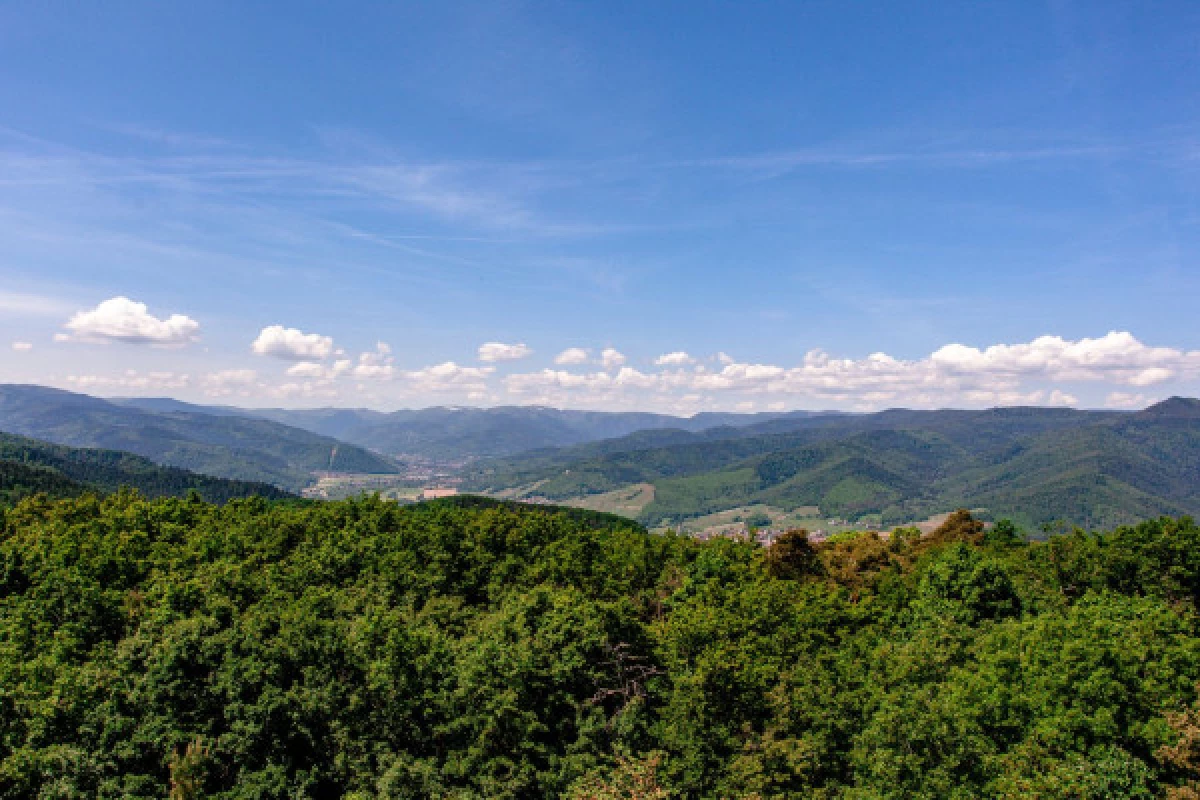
[
  {"x1": 0, "y1": 431, "x2": 292, "y2": 505},
  {"x1": 4, "y1": 492, "x2": 1200, "y2": 798}
]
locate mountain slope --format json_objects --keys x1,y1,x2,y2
[
  {"x1": 466, "y1": 400, "x2": 1200, "y2": 530},
  {"x1": 0, "y1": 386, "x2": 397, "y2": 490},
  {"x1": 0, "y1": 431, "x2": 291, "y2": 503}
]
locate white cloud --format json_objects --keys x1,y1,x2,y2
[
  {"x1": 203, "y1": 369, "x2": 259, "y2": 397},
  {"x1": 506, "y1": 369, "x2": 614, "y2": 394},
  {"x1": 693, "y1": 362, "x2": 786, "y2": 390},
  {"x1": 930, "y1": 331, "x2": 1197, "y2": 386},
  {"x1": 1105, "y1": 391, "x2": 1152, "y2": 409},
  {"x1": 655, "y1": 351, "x2": 695, "y2": 366},
  {"x1": 716, "y1": 351, "x2": 735, "y2": 365},
  {"x1": 286, "y1": 361, "x2": 327, "y2": 378},
  {"x1": 11, "y1": 341, "x2": 32, "y2": 352},
  {"x1": 613, "y1": 366, "x2": 659, "y2": 389},
  {"x1": 67, "y1": 370, "x2": 190, "y2": 391},
  {"x1": 251, "y1": 325, "x2": 334, "y2": 361},
  {"x1": 554, "y1": 347, "x2": 590, "y2": 365},
  {"x1": 1047, "y1": 389, "x2": 1078, "y2": 407},
  {"x1": 354, "y1": 342, "x2": 395, "y2": 379},
  {"x1": 601, "y1": 347, "x2": 626, "y2": 370},
  {"x1": 60, "y1": 296, "x2": 199, "y2": 346},
  {"x1": 206, "y1": 368, "x2": 257, "y2": 385},
  {"x1": 405, "y1": 361, "x2": 494, "y2": 392},
  {"x1": 499, "y1": 331, "x2": 1199, "y2": 411},
  {"x1": 273, "y1": 381, "x2": 339, "y2": 401},
  {"x1": 478, "y1": 341, "x2": 533, "y2": 362}
]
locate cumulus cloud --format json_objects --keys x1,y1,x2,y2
[
  {"x1": 676, "y1": 332, "x2": 1200, "y2": 404},
  {"x1": 59, "y1": 296, "x2": 199, "y2": 346},
  {"x1": 478, "y1": 341, "x2": 533, "y2": 362},
  {"x1": 501, "y1": 367, "x2": 662, "y2": 398},
  {"x1": 930, "y1": 331, "x2": 1195, "y2": 387},
  {"x1": 11, "y1": 341, "x2": 32, "y2": 352},
  {"x1": 614, "y1": 366, "x2": 658, "y2": 389},
  {"x1": 554, "y1": 347, "x2": 590, "y2": 365},
  {"x1": 43, "y1": 329, "x2": 1194, "y2": 411},
  {"x1": 505, "y1": 369, "x2": 614, "y2": 394},
  {"x1": 354, "y1": 342, "x2": 395, "y2": 379},
  {"x1": 600, "y1": 347, "x2": 626, "y2": 370},
  {"x1": 405, "y1": 361, "x2": 494, "y2": 392},
  {"x1": 693, "y1": 362, "x2": 786, "y2": 390},
  {"x1": 655, "y1": 351, "x2": 695, "y2": 366},
  {"x1": 499, "y1": 331, "x2": 1198, "y2": 411},
  {"x1": 252, "y1": 325, "x2": 334, "y2": 361}
]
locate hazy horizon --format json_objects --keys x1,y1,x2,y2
[{"x1": 11, "y1": 382, "x2": 1188, "y2": 417}]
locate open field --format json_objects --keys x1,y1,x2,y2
[
  {"x1": 562, "y1": 483, "x2": 656, "y2": 517},
  {"x1": 304, "y1": 473, "x2": 425, "y2": 500},
  {"x1": 488, "y1": 480, "x2": 548, "y2": 500},
  {"x1": 648, "y1": 503, "x2": 864, "y2": 537}
]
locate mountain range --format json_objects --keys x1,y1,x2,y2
[
  {"x1": 114, "y1": 397, "x2": 817, "y2": 459},
  {"x1": 4, "y1": 384, "x2": 1198, "y2": 531},
  {"x1": 462, "y1": 398, "x2": 1200, "y2": 531},
  {"x1": 0, "y1": 385, "x2": 397, "y2": 491}
]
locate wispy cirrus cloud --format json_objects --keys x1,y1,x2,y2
[{"x1": 0, "y1": 290, "x2": 74, "y2": 318}]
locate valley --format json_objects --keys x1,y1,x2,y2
[{"x1": 4, "y1": 384, "x2": 1199, "y2": 536}]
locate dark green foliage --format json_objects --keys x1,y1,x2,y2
[
  {"x1": 0, "y1": 459, "x2": 89, "y2": 504},
  {"x1": 2, "y1": 494, "x2": 1200, "y2": 798},
  {"x1": 0, "y1": 431, "x2": 292, "y2": 504}
]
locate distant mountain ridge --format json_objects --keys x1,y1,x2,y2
[
  {"x1": 0, "y1": 385, "x2": 397, "y2": 491},
  {"x1": 20, "y1": 386, "x2": 1200, "y2": 530},
  {"x1": 0, "y1": 430, "x2": 291, "y2": 504},
  {"x1": 115, "y1": 397, "x2": 826, "y2": 459}
]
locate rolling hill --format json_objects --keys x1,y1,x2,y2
[
  {"x1": 463, "y1": 399, "x2": 1200, "y2": 530},
  {"x1": 0, "y1": 385, "x2": 398, "y2": 491},
  {"x1": 0, "y1": 431, "x2": 292, "y2": 504}
]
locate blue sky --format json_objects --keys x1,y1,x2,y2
[{"x1": 1, "y1": 1, "x2": 1198, "y2": 411}]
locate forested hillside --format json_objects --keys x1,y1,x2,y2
[
  {"x1": 466, "y1": 399, "x2": 1200, "y2": 530},
  {"x1": 3, "y1": 493, "x2": 1200, "y2": 798},
  {"x1": 0, "y1": 432, "x2": 291, "y2": 504},
  {"x1": 0, "y1": 386, "x2": 397, "y2": 490}
]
